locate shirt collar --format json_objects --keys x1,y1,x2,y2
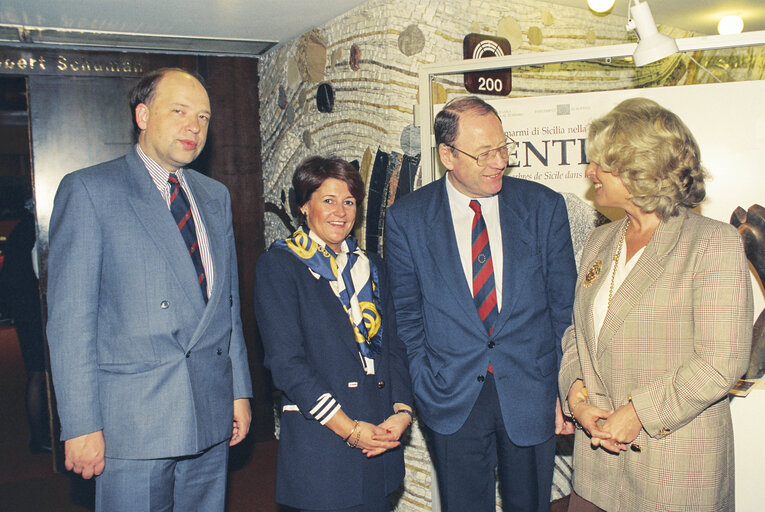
[
  {"x1": 135, "y1": 144, "x2": 185, "y2": 186},
  {"x1": 444, "y1": 171, "x2": 499, "y2": 216}
]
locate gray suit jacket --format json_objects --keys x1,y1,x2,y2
[
  {"x1": 559, "y1": 208, "x2": 752, "y2": 511},
  {"x1": 47, "y1": 149, "x2": 252, "y2": 459}
]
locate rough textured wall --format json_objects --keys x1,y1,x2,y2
[
  {"x1": 259, "y1": 0, "x2": 655, "y2": 245},
  {"x1": 258, "y1": 0, "x2": 764, "y2": 510}
]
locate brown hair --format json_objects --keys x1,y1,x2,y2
[{"x1": 292, "y1": 156, "x2": 365, "y2": 221}]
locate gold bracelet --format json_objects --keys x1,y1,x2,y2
[
  {"x1": 568, "y1": 400, "x2": 586, "y2": 430},
  {"x1": 344, "y1": 421, "x2": 359, "y2": 445},
  {"x1": 348, "y1": 422, "x2": 362, "y2": 448}
]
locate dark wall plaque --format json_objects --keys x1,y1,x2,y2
[{"x1": 463, "y1": 33, "x2": 512, "y2": 96}]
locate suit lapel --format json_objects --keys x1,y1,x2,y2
[
  {"x1": 180, "y1": 171, "x2": 226, "y2": 351},
  {"x1": 574, "y1": 220, "x2": 622, "y2": 374},
  {"x1": 595, "y1": 210, "x2": 687, "y2": 359},
  {"x1": 122, "y1": 151, "x2": 207, "y2": 322},
  {"x1": 491, "y1": 182, "x2": 536, "y2": 336},
  {"x1": 423, "y1": 177, "x2": 486, "y2": 332},
  {"x1": 183, "y1": 171, "x2": 223, "y2": 303}
]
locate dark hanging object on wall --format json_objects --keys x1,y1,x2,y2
[
  {"x1": 316, "y1": 83, "x2": 334, "y2": 113},
  {"x1": 395, "y1": 153, "x2": 421, "y2": 201},
  {"x1": 349, "y1": 44, "x2": 361, "y2": 71},
  {"x1": 365, "y1": 149, "x2": 390, "y2": 254}
]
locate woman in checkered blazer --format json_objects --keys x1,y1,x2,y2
[{"x1": 559, "y1": 98, "x2": 753, "y2": 512}]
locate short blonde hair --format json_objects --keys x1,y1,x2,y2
[{"x1": 586, "y1": 97, "x2": 706, "y2": 220}]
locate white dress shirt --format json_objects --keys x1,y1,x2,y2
[
  {"x1": 136, "y1": 144, "x2": 214, "y2": 298},
  {"x1": 444, "y1": 174, "x2": 503, "y2": 311}
]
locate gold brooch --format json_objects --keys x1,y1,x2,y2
[{"x1": 583, "y1": 260, "x2": 602, "y2": 288}]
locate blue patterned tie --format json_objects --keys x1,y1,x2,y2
[
  {"x1": 470, "y1": 200, "x2": 498, "y2": 335},
  {"x1": 168, "y1": 174, "x2": 207, "y2": 303}
]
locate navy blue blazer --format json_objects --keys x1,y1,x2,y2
[
  {"x1": 47, "y1": 149, "x2": 252, "y2": 459},
  {"x1": 254, "y1": 247, "x2": 412, "y2": 510},
  {"x1": 384, "y1": 175, "x2": 576, "y2": 446}
]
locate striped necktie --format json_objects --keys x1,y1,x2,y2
[
  {"x1": 470, "y1": 200, "x2": 498, "y2": 335},
  {"x1": 168, "y1": 174, "x2": 208, "y2": 303}
]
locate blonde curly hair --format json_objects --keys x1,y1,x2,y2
[{"x1": 586, "y1": 97, "x2": 706, "y2": 220}]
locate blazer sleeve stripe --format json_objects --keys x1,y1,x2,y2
[{"x1": 310, "y1": 393, "x2": 341, "y2": 424}]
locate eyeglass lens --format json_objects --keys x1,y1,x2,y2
[{"x1": 477, "y1": 142, "x2": 515, "y2": 166}]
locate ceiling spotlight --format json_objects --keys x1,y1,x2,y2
[
  {"x1": 718, "y1": 15, "x2": 744, "y2": 35},
  {"x1": 587, "y1": 0, "x2": 616, "y2": 14},
  {"x1": 626, "y1": 0, "x2": 679, "y2": 66}
]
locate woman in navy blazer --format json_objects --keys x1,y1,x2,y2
[{"x1": 254, "y1": 156, "x2": 413, "y2": 512}]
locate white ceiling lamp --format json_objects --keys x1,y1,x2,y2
[
  {"x1": 718, "y1": 15, "x2": 744, "y2": 35},
  {"x1": 587, "y1": 0, "x2": 616, "y2": 14},
  {"x1": 626, "y1": 0, "x2": 679, "y2": 66}
]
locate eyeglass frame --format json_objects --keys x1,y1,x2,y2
[{"x1": 444, "y1": 138, "x2": 518, "y2": 167}]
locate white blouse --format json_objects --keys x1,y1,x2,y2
[{"x1": 592, "y1": 238, "x2": 645, "y2": 346}]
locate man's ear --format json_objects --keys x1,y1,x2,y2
[
  {"x1": 135, "y1": 103, "x2": 149, "y2": 131},
  {"x1": 438, "y1": 143, "x2": 455, "y2": 171}
]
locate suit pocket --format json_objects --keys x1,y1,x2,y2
[
  {"x1": 536, "y1": 348, "x2": 557, "y2": 377},
  {"x1": 99, "y1": 360, "x2": 162, "y2": 374}
]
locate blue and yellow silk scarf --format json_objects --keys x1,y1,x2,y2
[{"x1": 272, "y1": 227, "x2": 383, "y2": 369}]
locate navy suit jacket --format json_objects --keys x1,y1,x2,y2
[
  {"x1": 47, "y1": 149, "x2": 252, "y2": 459},
  {"x1": 384, "y1": 175, "x2": 575, "y2": 446},
  {"x1": 254, "y1": 248, "x2": 412, "y2": 509}
]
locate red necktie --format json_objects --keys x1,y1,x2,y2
[{"x1": 470, "y1": 200, "x2": 498, "y2": 373}]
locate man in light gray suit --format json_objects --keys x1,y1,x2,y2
[{"x1": 46, "y1": 68, "x2": 252, "y2": 511}]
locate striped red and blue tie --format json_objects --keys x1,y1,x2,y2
[
  {"x1": 470, "y1": 200, "x2": 498, "y2": 335},
  {"x1": 168, "y1": 174, "x2": 208, "y2": 303}
]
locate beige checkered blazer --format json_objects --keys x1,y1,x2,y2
[{"x1": 559, "y1": 207, "x2": 753, "y2": 512}]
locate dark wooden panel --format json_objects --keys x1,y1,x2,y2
[{"x1": 202, "y1": 57, "x2": 272, "y2": 440}]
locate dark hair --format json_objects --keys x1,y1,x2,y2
[
  {"x1": 128, "y1": 68, "x2": 208, "y2": 137},
  {"x1": 434, "y1": 95, "x2": 501, "y2": 147},
  {"x1": 292, "y1": 156, "x2": 365, "y2": 219}
]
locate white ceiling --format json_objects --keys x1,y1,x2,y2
[
  {"x1": 556, "y1": 0, "x2": 765, "y2": 35},
  {"x1": 0, "y1": 0, "x2": 764, "y2": 54}
]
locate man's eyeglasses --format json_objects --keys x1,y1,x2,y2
[{"x1": 445, "y1": 139, "x2": 518, "y2": 167}]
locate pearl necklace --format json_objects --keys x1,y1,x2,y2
[{"x1": 608, "y1": 218, "x2": 630, "y2": 309}]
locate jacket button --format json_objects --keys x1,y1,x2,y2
[
  {"x1": 477, "y1": 375, "x2": 485, "y2": 383},
  {"x1": 160, "y1": 300, "x2": 170, "y2": 309},
  {"x1": 185, "y1": 352, "x2": 190, "y2": 358},
  {"x1": 488, "y1": 341, "x2": 495, "y2": 348},
  {"x1": 377, "y1": 381, "x2": 385, "y2": 389},
  {"x1": 630, "y1": 443, "x2": 642, "y2": 453},
  {"x1": 217, "y1": 348, "x2": 223, "y2": 356},
  {"x1": 230, "y1": 295, "x2": 233, "y2": 306}
]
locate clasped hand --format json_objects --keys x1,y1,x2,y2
[
  {"x1": 568, "y1": 381, "x2": 642, "y2": 454},
  {"x1": 359, "y1": 412, "x2": 412, "y2": 458}
]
